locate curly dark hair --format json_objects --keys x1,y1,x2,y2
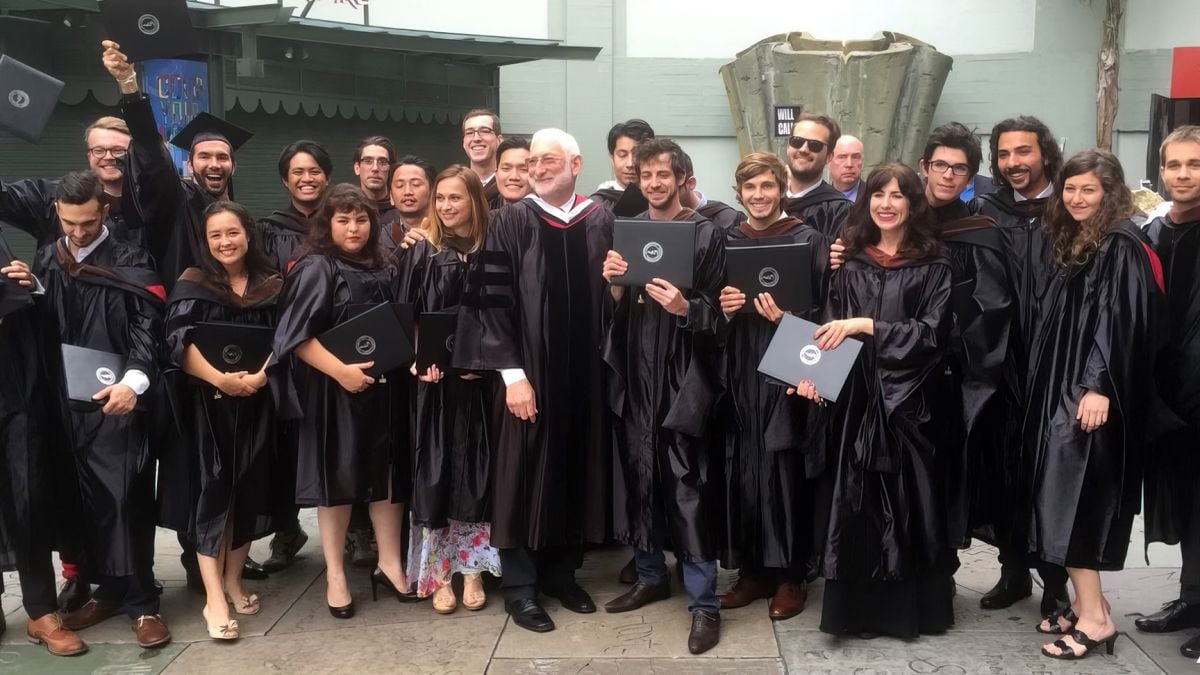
[
  {"x1": 303, "y1": 183, "x2": 389, "y2": 267},
  {"x1": 841, "y1": 163, "x2": 942, "y2": 260},
  {"x1": 198, "y1": 201, "x2": 276, "y2": 287},
  {"x1": 632, "y1": 137, "x2": 687, "y2": 180},
  {"x1": 988, "y1": 116, "x2": 1063, "y2": 190},
  {"x1": 1043, "y1": 149, "x2": 1135, "y2": 267},
  {"x1": 923, "y1": 122, "x2": 982, "y2": 176}
]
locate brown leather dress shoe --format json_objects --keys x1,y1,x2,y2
[
  {"x1": 27, "y1": 613, "x2": 88, "y2": 656},
  {"x1": 132, "y1": 614, "x2": 171, "y2": 648},
  {"x1": 768, "y1": 581, "x2": 807, "y2": 620},
  {"x1": 687, "y1": 609, "x2": 721, "y2": 654},
  {"x1": 603, "y1": 581, "x2": 671, "y2": 613},
  {"x1": 61, "y1": 598, "x2": 122, "y2": 631},
  {"x1": 718, "y1": 574, "x2": 776, "y2": 609}
]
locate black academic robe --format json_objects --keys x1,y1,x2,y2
[
  {"x1": 811, "y1": 250, "x2": 955, "y2": 639},
  {"x1": 37, "y1": 235, "x2": 164, "y2": 577},
  {"x1": 121, "y1": 92, "x2": 218, "y2": 292},
  {"x1": 1020, "y1": 221, "x2": 1161, "y2": 570},
  {"x1": 0, "y1": 179, "x2": 140, "y2": 261},
  {"x1": 257, "y1": 205, "x2": 314, "y2": 274},
  {"x1": 453, "y1": 196, "x2": 614, "y2": 549},
  {"x1": 697, "y1": 199, "x2": 744, "y2": 233},
  {"x1": 1143, "y1": 210, "x2": 1200, "y2": 548},
  {"x1": 396, "y1": 240, "x2": 500, "y2": 528},
  {"x1": 783, "y1": 182, "x2": 852, "y2": 239},
  {"x1": 602, "y1": 209, "x2": 726, "y2": 561},
  {"x1": 721, "y1": 218, "x2": 827, "y2": 571},
  {"x1": 271, "y1": 253, "x2": 405, "y2": 507},
  {"x1": 161, "y1": 270, "x2": 281, "y2": 555},
  {"x1": 482, "y1": 176, "x2": 505, "y2": 211},
  {"x1": 928, "y1": 202, "x2": 1020, "y2": 550}
]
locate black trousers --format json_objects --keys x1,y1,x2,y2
[
  {"x1": 498, "y1": 546, "x2": 582, "y2": 602},
  {"x1": 996, "y1": 543, "x2": 1068, "y2": 589},
  {"x1": 93, "y1": 569, "x2": 158, "y2": 619},
  {"x1": 2, "y1": 533, "x2": 59, "y2": 619},
  {"x1": 1180, "y1": 483, "x2": 1200, "y2": 603}
]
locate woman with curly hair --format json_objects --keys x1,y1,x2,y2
[{"x1": 1022, "y1": 149, "x2": 1163, "y2": 660}]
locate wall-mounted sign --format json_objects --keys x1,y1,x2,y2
[{"x1": 774, "y1": 105, "x2": 804, "y2": 137}]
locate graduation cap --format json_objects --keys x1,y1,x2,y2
[
  {"x1": 0, "y1": 55, "x2": 65, "y2": 143},
  {"x1": 169, "y1": 112, "x2": 254, "y2": 154},
  {"x1": 99, "y1": 0, "x2": 199, "y2": 63}
]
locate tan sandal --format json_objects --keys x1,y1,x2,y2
[
  {"x1": 432, "y1": 584, "x2": 458, "y2": 614},
  {"x1": 202, "y1": 607, "x2": 239, "y2": 641},
  {"x1": 462, "y1": 573, "x2": 487, "y2": 611},
  {"x1": 226, "y1": 592, "x2": 261, "y2": 616}
]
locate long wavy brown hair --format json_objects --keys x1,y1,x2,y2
[
  {"x1": 1043, "y1": 149, "x2": 1134, "y2": 267},
  {"x1": 425, "y1": 165, "x2": 489, "y2": 254},
  {"x1": 841, "y1": 162, "x2": 941, "y2": 260}
]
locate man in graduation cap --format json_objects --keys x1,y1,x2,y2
[
  {"x1": 102, "y1": 39, "x2": 253, "y2": 290},
  {"x1": 39, "y1": 171, "x2": 170, "y2": 648}
]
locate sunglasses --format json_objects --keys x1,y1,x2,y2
[{"x1": 787, "y1": 136, "x2": 827, "y2": 153}]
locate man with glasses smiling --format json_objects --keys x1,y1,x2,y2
[
  {"x1": 782, "y1": 112, "x2": 852, "y2": 238},
  {"x1": 0, "y1": 116, "x2": 139, "y2": 252},
  {"x1": 461, "y1": 109, "x2": 504, "y2": 207}
]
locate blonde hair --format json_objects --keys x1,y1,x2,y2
[
  {"x1": 83, "y1": 116, "x2": 130, "y2": 143},
  {"x1": 425, "y1": 165, "x2": 489, "y2": 254}
]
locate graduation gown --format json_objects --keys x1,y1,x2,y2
[
  {"x1": 697, "y1": 199, "x2": 744, "y2": 233},
  {"x1": 1020, "y1": 221, "x2": 1161, "y2": 570},
  {"x1": 0, "y1": 179, "x2": 141, "y2": 260},
  {"x1": 602, "y1": 209, "x2": 726, "y2": 561},
  {"x1": 812, "y1": 249, "x2": 955, "y2": 638},
  {"x1": 721, "y1": 217, "x2": 827, "y2": 571},
  {"x1": 453, "y1": 196, "x2": 614, "y2": 549},
  {"x1": 396, "y1": 240, "x2": 500, "y2": 528},
  {"x1": 928, "y1": 202, "x2": 1020, "y2": 549},
  {"x1": 257, "y1": 205, "x2": 314, "y2": 274},
  {"x1": 271, "y1": 253, "x2": 405, "y2": 507},
  {"x1": 1143, "y1": 208, "x2": 1200, "y2": 548},
  {"x1": 160, "y1": 269, "x2": 281, "y2": 555},
  {"x1": 37, "y1": 234, "x2": 164, "y2": 577},
  {"x1": 783, "y1": 181, "x2": 852, "y2": 239}
]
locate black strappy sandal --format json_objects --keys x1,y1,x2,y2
[
  {"x1": 1041, "y1": 628, "x2": 1119, "y2": 660},
  {"x1": 1036, "y1": 607, "x2": 1078, "y2": 634}
]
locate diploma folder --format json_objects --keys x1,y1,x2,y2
[
  {"x1": 757, "y1": 315, "x2": 862, "y2": 403},
  {"x1": 60, "y1": 344, "x2": 127, "y2": 404},
  {"x1": 415, "y1": 309, "x2": 459, "y2": 372},
  {"x1": 318, "y1": 303, "x2": 414, "y2": 378},
  {"x1": 99, "y1": 0, "x2": 199, "y2": 63},
  {"x1": 191, "y1": 322, "x2": 274, "y2": 374},
  {"x1": 612, "y1": 218, "x2": 696, "y2": 289},
  {"x1": 725, "y1": 242, "x2": 813, "y2": 314},
  {"x1": 0, "y1": 55, "x2": 65, "y2": 143}
]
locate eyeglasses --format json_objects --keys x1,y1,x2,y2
[
  {"x1": 787, "y1": 136, "x2": 826, "y2": 153},
  {"x1": 357, "y1": 157, "x2": 389, "y2": 167},
  {"x1": 927, "y1": 160, "x2": 971, "y2": 177},
  {"x1": 463, "y1": 127, "x2": 496, "y2": 139},
  {"x1": 88, "y1": 146, "x2": 128, "y2": 159}
]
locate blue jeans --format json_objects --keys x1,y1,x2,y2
[{"x1": 634, "y1": 548, "x2": 719, "y2": 613}]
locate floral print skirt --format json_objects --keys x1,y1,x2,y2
[{"x1": 406, "y1": 518, "x2": 501, "y2": 597}]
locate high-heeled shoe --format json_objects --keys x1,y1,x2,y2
[
  {"x1": 226, "y1": 592, "x2": 261, "y2": 616},
  {"x1": 1036, "y1": 607, "x2": 1077, "y2": 634},
  {"x1": 1042, "y1": 629, "x2": 1119, "y2": 659},
  {"x1": 327, "y1": 600, "x2": 355, "y2": 619},
  {"x1": 370, "y1": 567, "x2": 419, "y2": 602},
  {"x1": 202, "y1": 606, "x2": 239, "y2": 640},
  {"x1": 462, "y1": 573, "x2": 487, "y2": 611}
]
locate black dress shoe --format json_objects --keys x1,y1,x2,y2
[
  {"x1": 687, "y1": 609, "x2": 721, "y2": 654},
  {"x1": 56, "y1": 578, "x2": 92, "y2": 613},
  {"x1": 1040, "y1": 582, "x2": 1071, "y2": 618},
  {"x1": 1137, "y1": 599, "x2": 1200, "y2": 633},
  {"x1": 242, "y1": 557, "x2": 269, "y2": 580},
  {"x1": 543, "y1": 582, "x2": 596, "y2": 614},
  {"x1": 506, "y1": 598, "x2": 555, "y2": 632},
  {"x1": 618, "y1": 557, "x2": 637, "y2": 585},
  {"x1": 262, "y1": 525, "x2": 310, "y2": 573},
  {"x1": 604, "y1": 581, "x2": 671, "y2": 613},
  {"x1": 979, "y1": 567, "x2": 1032, "y2": 610},
  {"x1": 1181, "y1": 633, "x2": 1200, "y2": 659}
]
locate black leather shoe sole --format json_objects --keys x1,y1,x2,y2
[
  {"x1": 604, "y1": 583, "x2": 671, "y2": 613},
  {"x1": 506, "y1": 602, "x2": 555, "y2": 632},
  {"x1": 543, "y1": 588, "x2": 596, "y2": 614},
  {"x1": 979, "y1": 576, "x2": 1033, "y2": 610},
  {"x1": 1181, "y1": 635, "x2": 1200, "y2": 659},
  {"x1": 1136, "y1": 610, "x2": 1200, "y2": 633},
  {"x1": 241, "y1": 559, "x2": 270, "y2": 580}
]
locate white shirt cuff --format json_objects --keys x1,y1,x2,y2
[
  {"x1": 499, "y1": 368, "x2": 527, "y2": 386},
  {"x1": 120, "y1": 369, "x2": 150, "y2": 396}
]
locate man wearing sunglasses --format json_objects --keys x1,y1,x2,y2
[
  {"x1": 781, "y1": 113, "x2": 852, "y2": 239},
  {"x1": 0, "y1": 116, "x2": 138, "y2": 252},
  {"x1": 462, "y1": 108, "x2": 505, "y2": 208}
]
